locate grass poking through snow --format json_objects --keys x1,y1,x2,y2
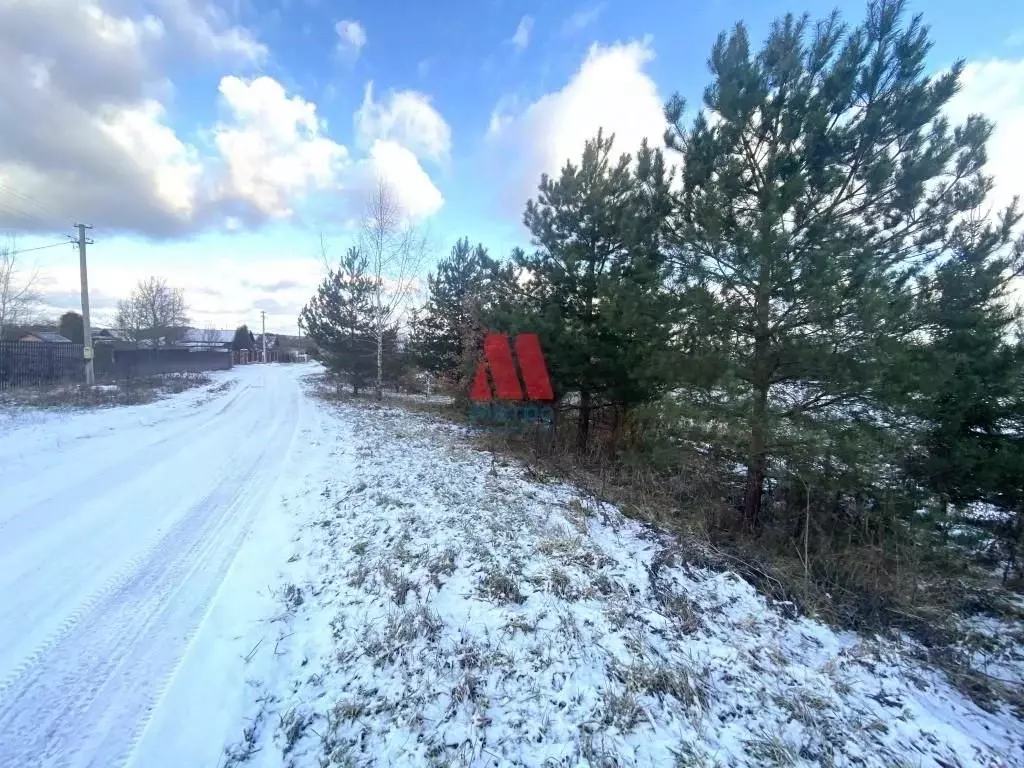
[{"x1": 227, "y1": 396, "x2": 1024, "y2": 768}]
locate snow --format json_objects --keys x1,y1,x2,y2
[
  {"x1": 215, "y1": 395, "x2": 1024, "y2": 768},
  {"x1": 180, "y1": 328, "x2": 236, "y2": 344},
  {"x1": 0, "y1": 364, "x2": 316, "y2": 768},
  {"x1": 1, "y1": 365, "x2": 1021, "y2": 768},
  {"x1": 954, "y1": 609, "x2": 1024, "y2": 690}
]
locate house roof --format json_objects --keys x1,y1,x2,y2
[
  {"x1": 180, "y1": 328, "x2": 235, "y2": 344},
  {"x1": 93, "y1": 328, "x2": 130, "y2": 341},
  {"x1": 23, "y1": 331, "x2": 73, "y2": 343}
]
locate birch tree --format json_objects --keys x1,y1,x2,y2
[
  {"x1": 0, "y1": 237, "x2": 42, "y2": 339},
  {"x1": 359, "y1": 178, "x2": 427, "y2": 398}
]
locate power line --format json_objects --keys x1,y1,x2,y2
[
  {"x1": 0, "y1": 181, "x2": 64, "y2": 221},
  {"x1": 8, "y1": 240, "x2": 74, "y2": 255},
  {"x1": 0, "y1": 183, "x2": 75, "y2": 233},
  {"x1": 0, "y1": 201, "x2": 48, "y2": 226}
]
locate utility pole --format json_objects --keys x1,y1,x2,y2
[
  {"x1": 261, "y1": 310, "x2": 267, "y2": 363},
  {"x1": 76, "y1": 224, "x2": 95, "y2": 386}
]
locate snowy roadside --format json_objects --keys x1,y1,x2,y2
[
  {"x1": 224, "y1": 393, "x2": 1024, "y2": 768},
  {"x1": 0, "y1": 369, "x2": 237, "y2": 436}
]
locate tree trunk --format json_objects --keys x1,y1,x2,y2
[
  {"x1": 577, "y1": 390, "x2": 591, "y2": 455},
  {"x1": 743, "y1": 381, "x2": 769, "y2": 530},
  {"x1": 743, "y1": 244, "x2": 773, "y2": 531},
  {"x1": 1002, "y1": 506, "x2": 1024, "y2": 584},
  {"x1": 375, "y1": 331, "x2": 383, "y2": 400},
  {"x1": 608, "y1": 404, "x2": 624, "y2": 458}
]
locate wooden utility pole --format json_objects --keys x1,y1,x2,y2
[{"x1": 76, "y1": 224, "x2": 94, "y2": 385}]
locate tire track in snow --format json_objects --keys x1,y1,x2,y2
[
  {"x1": 0, "y1": 378, "x2": 256, "y2": 554},
  {"x1": 0, "y1": 378, "x2": 253, "y2": 535},
  {"x1": 0, "y1": 381, "x2": 268, "y2": 680},
  {"x1": 0, "y1": 367, "x2": 302, "y2": 768},
  {"x1": 0, "y1": 375, "x2": 244, "y2": 469},
  {"x1": 0, "y1": 408, "x2": 261, "y2": 702}
]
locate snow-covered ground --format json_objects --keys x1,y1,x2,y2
[
  {"x1": 1, "y1": 365, "x2": 1021, "y2": 767},
  {"x1": 0, "y1": 364, "x2": 315, "y2": 768},
  {"x1": 218, "y1": 394, "x2": 1023, "y2": 768}
]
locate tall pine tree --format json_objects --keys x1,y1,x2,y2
[
  {"x1": 58, "y1": 311, "x2": 84, "y2": 345},
  {"x1": 904, "y1": 203, "x2": 1024, "y2": 572},
  {"x1": 511, "y1": 130, "x2": 676, "y2": 452},
  {"x1": 232, "y1": 325, "x2": 254, "y2": 352},
  {"x1": 408, "y1": 238, "x2": 508, "y2": 389},
  {"x1": 666, "y1": 0, "x2": 990, "y2": 527},
  {"x1": 300, "y1": 247, "x2": 383, "y2": 395}
]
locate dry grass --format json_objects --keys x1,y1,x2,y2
[
  {"x1": 478, "y1": 568, "x2": 525, "y2": 605},
  {"x1": 0, "y1": 372, "x2": 214, "y2": 410},
  {"x1": 223, "y1": 706, "x2": 267, "y2": 767},
  {"x1": 370, "y1": 395, "x2": 1024, "y2": 715},
  {"x1": 264, "y1": 384, "x2": 1024, "y2": 767}
]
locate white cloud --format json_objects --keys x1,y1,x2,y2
[
  {"x1": 98, "y1": 99, "x2": 204, "y2": 218},
  {"x1": 488, "y1": 110, "x2": 512, "y2": 138},
  {"x1": 511, "y1": 16, "x2": 533, "y2": 51},
  {"x1": 0, "y1": 0, "x2": 277, "y2": 236},
  {"x1": 0, "y1": 1, "x2": 203, "y2": 234},
  {"x1": 946, "y1": 57, "x2": 1024, "y2": 214},
  {"x1": 349, "y1": 140, "x2": 444, "y2": 221},
  {"x1": 213, "y1": 76, "x2": 349, "y2": 219},
  {"x1": 354, "y1": 83, "x2": 452, "y2": 163},
  {"x1": 0, "y1": 1, "x2": 444, "y2": 239},
  {"x1": 35, "y1": 247, "x2": 325, "y2": 334},
  {"x1": 156, "y1": 0, "x2": 267, "y2": 63},
  {"x1": 335, "y1": 19, "x2": 366, "y2": 59},
  {"x1": 562, "y1": 3, "x2": 606, "y2": 35},
  {"x1": 487, "y1": 93, "x2": 520, "y2": 138},
  {"x1": 487, "y1": 38, "x2": 668, "y2": 212},
  {"x1": 0, "y1": 0, "x2": 426, "y2": 238}
]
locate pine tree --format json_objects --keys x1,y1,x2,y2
[
  {"x1": 904, "y1": 204, "x2": 1024, "y2": 572},
  {"x1": 58, "y1": 311, "x2": 84, "y2": 345},
  {"x1": 512, "y1": 130, "x2": 676, "y2": 452},
  {"x1": 666, "y1": 0, "x2": 990, "y2": 527},
  {"x1": 299, "y1": 247, "x2": 382, "y2": 395},
  {"x1": 408, "y1": 238, "x2": 506, "y2": 389},
  {"x1": 232, "y1": 325, "x2": 254, "y2": 352}
]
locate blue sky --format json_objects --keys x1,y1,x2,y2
[{"x1": 2, "y1": 0, "x2": 1022, "y2": 333}]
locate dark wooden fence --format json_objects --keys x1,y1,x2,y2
[
  {"x1": 0, "y1": 341, "x2": 85, "y2": 391},
  {"x1": 95, "y1": 348, "x2": 233, "y2": 378}
]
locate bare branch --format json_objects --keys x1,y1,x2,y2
[
  {"x1": 114, "y1": 277, "x2": 189, "y2": 348},
  {"x1": 358, "y1": 177, "x2": 429, "y2": 397},
  {"x1": 0, "y1": 235, "x2": 43, "y2": 339}
]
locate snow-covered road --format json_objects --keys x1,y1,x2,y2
[{"x1": 0, "y1": 364, "x2": 315, "y2": 768}]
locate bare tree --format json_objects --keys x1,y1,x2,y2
[
  {"x1": 359, "y1": 178, "x2": 427, "y2": 397},
  {"x1": 200, "y1": 325, "x2": 223, "y2": 347},
  {"x1": 114, "y1": 277, "x2": 189, "y2": 348},
  {"x1": 0, "y1": 236, "x2": 42, "y2": 340}
]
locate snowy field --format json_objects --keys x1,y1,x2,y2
[{"x1": 0, "y1": 364, "x2": 1021, "y2": 767}]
